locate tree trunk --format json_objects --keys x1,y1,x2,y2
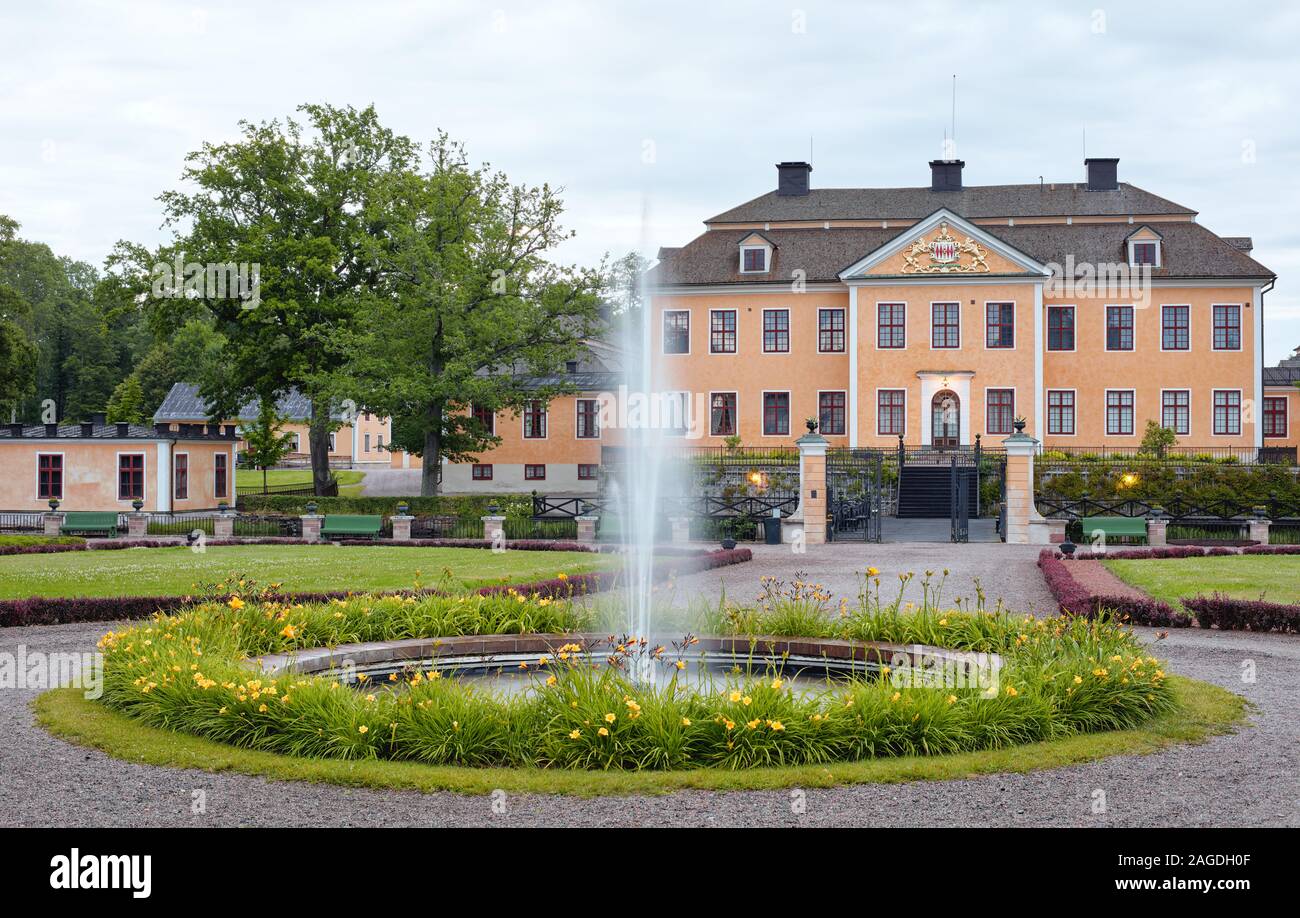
[
  {"x1": 420, "y1": 423, "x2": 441, "y2": 497},
  {"x1": 309, "y1": 402, "x2": 333, "y2": 496}
]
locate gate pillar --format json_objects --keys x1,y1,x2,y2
[
  {"x1": 1002, "y1": 431, "x2": 1053, "y2": 544},
  {"x1": 795, "y1": 429, "x2": 828, "y2": 546}
]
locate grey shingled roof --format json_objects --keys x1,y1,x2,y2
[
  {"x1": 0, "y1": 423, "x2": 227, "y2": 440},
  {"x1": 706, "y1": 182, "x2": 1196, "y2": 224},
  {"x1": 1264, "y1": 366, "x2": 1300, "y2": 387},
  {"x1": 153, "y1": 384, "x2": 343, "y2": 423},
  {"x1": 648, "y1": 220, "x2": 1273, "y2": 287}
]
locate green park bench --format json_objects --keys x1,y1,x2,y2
[
  {"x1": 60, "y1": 511, "x2": 119, "y2": 537},
  {"x1": 1080, "y1": 516, "x2": 1147, "y2": 545},
  {"x1": 320, "y1": 514, "x2": 383, "y2": 539}
]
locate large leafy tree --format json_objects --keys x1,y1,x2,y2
[
  {"x1": 345, "y1": 133, "x2": 604, "y2": 495},
  {"x1": 155, "y1": 104, "x2": 416, "y2": 494}
]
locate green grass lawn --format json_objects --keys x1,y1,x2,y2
[
  {"x1": 1104, "y1": 556, "x2": 1300, "y2": 610},
  {"x1": 0, "y1": 544, "x2": 610, "y2": 599},
  {"x1": 236, "y1": 469, "x2": 366, "y2": 497}
]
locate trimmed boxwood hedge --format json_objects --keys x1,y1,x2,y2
[{"x1": 235, "y1": 493, "x2": 533, "y2": 518}]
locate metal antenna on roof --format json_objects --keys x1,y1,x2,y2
[{"x1": 951, "y1": 74, "x2": 957, "y2": 149}]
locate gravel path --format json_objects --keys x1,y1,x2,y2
[
  {"x1": 1065, "y1": 559, "x2": 1151, "y2": 600},
  {"x1": 2, "y1": 544, "x2": 1296, "y2": 827}
]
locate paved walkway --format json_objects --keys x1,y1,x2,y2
[
  {"x1": 359, "y1": 468, "x2": 423, "y2": 496},
  {"x1": 2, "y1": 543, "x2": 1296, "y2": 827}
]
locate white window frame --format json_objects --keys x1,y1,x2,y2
[
  {"x1": 817, "y1": 308, "x2": 847, "y2": 354},
  {"x1": 1159, "y1": 304, "x2": 1192, "y2": 352},
  {"x1": 214, "y1": 451, "x2": 229, "y2": 501},
  {"x1": 760, "y1": 389, "x2": 792, "y2": 438},
  {"x1": 574, "y1": 398, "x2": 601, "y2": 440},
  {"x1": 875, "y1": 301, "x2": 907, "y2": 350},
  {"x1": 1159, "y1": 388, "x2": 1192, "y2": 437},
  {"x1": 708, "y1": 390, "x2": 739, "y2": 438},
  {"x1": 1103, "y1": 388, "x2": 1137, "y2": 437},
  {"x1": 1045, "y1": 389, "x2": 1077, "y2": 437},
  {"x1": 983, "y1": 386, "x2": 1017, "y2": 436},
  {"x1": 35, "y1": 451, "x2": 65, "y2": 501},
  {"x1": 929, "y1": 301, "x2": 961, "y2": 350},
  {"x1": 1046, "y1": 305, "x2": 1076, "y2": 353},
  {"x1": 816, "y1": 389, "x2": 848, "y2": 436},
  {"x1": 739, "y1": 244, "x2": 770, "y2": 274},
  {"x1": 708, "y1": 308, "x2": 738, "y2": 355},
  {"x1": 522, "y1": 400, "x2": 549, "y2": 440},
  {"x1": 761, "y1": 308, "x2": 791, "y2": 354},
  {"x1": 983, "y1": 301, "x2": 1016, "y2": 351},
  {"x1": 1263, "y1": 395, "x2": 1290, "y2": 440},
  {"x1": 661, "y1": 309, "x2": 691, "y2": 355},
  {"x1": 173, "y1": 451, "x2": 189, "y2": 501},
  {"x1": 1211, "y1": 388, "x2": 1243, "y2": 438},
  {"x1": 1128, "y1": 238, "x2": 1161, "y2": 268},
  {"x1": 874, "y1": 388, "x2": 907, "y2": 437},
  {"x1": 1104, "y1": 304, "x2": 1136, "y2": 352},
  {"x1": 116, "y1": 450, "x2": 148, "y2": 503},
  {"x1": 1211, "y1": 303, "x2": 1244, "y2": 352}
]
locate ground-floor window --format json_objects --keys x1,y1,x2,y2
[
  {"x1": 1161, "y1": 390, "x2": 1190, "y2": 435},
  {"x1": 578, "y1": 464, "x2": 599, "y2": 480},
  {"x1": 472, "y1": 463, "x2": 493, "y2": 480},
  {"x1": 215, "y1": 453, "x2": 228, "y2": 499},
  {"x1": 118, "y1": 453, "x2": 145, "y2": 501},
  {"x1": 1263, "y1": 397, "x2": 1288, "y2": 438},
  {"x1": 38, "y1": 454, "x2": 62, "y2": 500},
  {"x1": 762, "y1": 392, "x2": 789, "y2": 436},
  {"x1": 710, "y1": 392, "x2": 736, "y2": 436},
  {"x1": 1047, "y1": 390, "x2": 1074, "y2": 435},
  {"x1": 524, "y1": 464, "x2": 546, "y2": 481},
  {"x1": 877, "y1": 390, "x2": 905, "y2": 436},
  {"x1": 1213, "y1": 390, "x2": 1241, "y2": 435},
  {"x1": 173, "y1": 453, "x2": 188, "y2": 500},
  {"x1": 818, "y1": 391, "x2": 846, "y2": 435},
  {"x1": 1106, "y1": 390, "x2": 1135, "y2": 435},
  {"x1": 986, "y1": 389, "x2": 1014, "y2": 435}
]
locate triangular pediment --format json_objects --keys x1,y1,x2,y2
[{"x1": 839, "y1": 209, "x2": 1050, "y2": 280}]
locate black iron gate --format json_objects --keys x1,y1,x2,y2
[
  {"x1": 826, "y1": 449, "x2": 884, "y2": 542},
  {"x1": 950, "y1": 455, "x2": 970, "y2": 542}
]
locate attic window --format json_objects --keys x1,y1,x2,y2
[
  {"x1": 1129, "y1": 240, "x2": 1160, "y2": 267},
  {"x1": 740, "y1": 246, "x2": 769, "y2": 273},
  {"x1": 566, "y1": 361, "x2": 578, "y2": 374}
]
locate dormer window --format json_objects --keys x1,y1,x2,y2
[
  {"x1": 740, "y1": 246, "x2": 769, "y2": 273},
  {"x1": 1128, "y1": 239, "x2": 1160, "y2": 267}
]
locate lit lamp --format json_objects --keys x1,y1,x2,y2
[{"x1": 1119, "y1": 472, "x2": 1139, "y2": 489}]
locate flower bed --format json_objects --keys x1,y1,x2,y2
[
  {"x1": 1036, "y1": 550, "x2": 1192, "y2": 627},
  {"x1": 93, "y1": 573, "x2": 1177, "y2": 771},
  {"x1": 0, "y1": 548, "x2": 751, "y2": 628}
]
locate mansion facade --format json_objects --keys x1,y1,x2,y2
[{"x1": 647, "y1": 158, "x2": 1284, "y2": 454}]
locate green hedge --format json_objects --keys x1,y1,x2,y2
[
  {"x1": 1036, "y1": 463, "x2": 1300, "y2": 505},
  {"x1": 235, "y1": 493, "x2": 534, "y2": 520}
]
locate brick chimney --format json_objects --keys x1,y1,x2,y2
[
  {"x1": 1085, "y1": 157, "x2": 1119, "y2": 191},
  {"x1": 929, "y1": 160, "x2": 964, "y2": 191},
  {"x1": 776, "y1": 162, "x2": 812, "y2": 197}
]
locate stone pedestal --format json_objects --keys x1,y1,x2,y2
[
  {"x1": 126, "y1": 512, "x2": 148, "y2": 539},
  {"x1": 1249, "y1": 518, "x2": 1271, "y2": 545},
  {"x1": 43, "y1": 512, "x2": 63, "y2": 537},
  {"x1": 482, "y1": 515, "x2": 506, "y2": 543},
  {"x1": 1000, "y1": 432, "x2": 1040, "y2": 544},
  {"x1": 1029, "y1": 518, "x2": 1067, "y2": 545},
  {"x1": 1147, "y1": 518, "x2": 1168, "y2": 547},
  {"x1": 669, "y1": 516, "x2": 691, "y2": 544},
  {"x1": 576, "y1": 515, "x2": 599, "y2": 543},
  {"x1": 301, "y1": 514, "x2": 323, "y2": 542},
  {"x1": 781, "y1": 517, "x2": 806, "y2": 545},
  {"x1": 391, "y1": 515, "x2": 413, "y2": 541},
  {"x1": 214, "y1": 512, "x2": 235, "y2": 540},
  {"x1": 795, "y1": 431, "x2": 828, "y2": 546}
]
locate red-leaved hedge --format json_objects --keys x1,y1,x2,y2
[
  {"x1": 1181, "y1": 593, "x2": 1300, "y2": 633},
  {"x1": 1036, "y1": 549, "x2": 1192, "y2": 627}
]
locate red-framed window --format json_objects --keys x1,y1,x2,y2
[
  {"x1": 523, "y1": 401, "x2": 547, "y2": 439},
  {"x1": 1131, "y1": 241, "x2": 1158, "y2": 266},
  {"x1": 877, "y1": 303, "x2": 905, "y2": 348},
  {"x1": 1213, "y1": 305, "x2": 1241, "y2": 350},
  {"x1": 1047, "y1": 306, "x2": 1075, "y2": 351},
  {"x1": 818, "y1": 309, "x2": 845, "y2": 353},
  {"x1": 1106, "y1": 305, "x2": 1134, "y2": 351},
  {"x1": 818, "y1": 391, "x2": 846, "y2": 436},
  {"x1": 471, "y1": 404, "x2": 495, "y2": 434},
  {"x1": 524, "y1": 464, "x2": 546, "y2": 481},
  {"x1": 1213, "y1": 390, "x2": 1241, "y2": 435},
  {"x1": 931, "y1": 303, "x2": 960, "y2": 348},
  {"x1": 985, "y1": 303, "x2": 1014, "y2": 348},
  {"x1": 1047, "y1": 391, "x2": 1075, "y2": 435},
  {"x1": 742, "y1": 247, "x2": 767, "y2": 272},
  {"x1": 1161, "y1": 390, "x2": 1190, "y2": 435},
  {"x1": 877, "y1": 390, "x2": 905, "y2": 436},
  {"x1": 173, "y1": 453, "x2": 188, "y2": 500},
  {"x1": 576, "y1": 399, "x2": 599, "y2": 439},
  {"x1": 762, "y1": 309, "x2": 789, "y2": 353},
  {"x1": 214, "y1": 453, "x2": 228, "y2": 500},
  {"x1": 118, "y1": 454, "x2": 145, "y2": 501},
  {"x1": 710, "y1": 310, "x2": 736, "y2": 353},
  {"x1": 663, "y1": 310, "x2": 690, "y2": 354},
  {"x1": 578, "y1": 464, "x2": 599, "y2": 481},
  {"x1": 1263, "y1": 397, "x2": 1288, "y2": 438},
  {"x1": 986, "y1": 389, "x2": 1015, "y2": 435},
  {"x1": 710, "y1": 392, "x2": 736, "y2": 437},
  {"x1": 472, "y1": 464, "x2": 493, "y2": 480},
  {"x1": 762, "y1": 392, "x2": 789, "y2": 436},
  {"x1": 1162, "y1": 305, "x2": 1190, "y2": 350},
  {"x1": 1106, "y1": 390, "x2": 1135, "y2": 435},
  {"x1": 37, "y1": 454, "x2": 62, "y2": 500}
]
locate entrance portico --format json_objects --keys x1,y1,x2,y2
[{"x1": 918, "y1": 371, "x2": 973, "y2": 447}]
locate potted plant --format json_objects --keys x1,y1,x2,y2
[
  {"x1": 131, "y1": 498, "x2": 144, "y2": 512},
  {"x1": 396, "y1": 501, "x2": 410, "y2": 516},
  {"x1": 1012, "y1": 416, "x2": 1027, "y2": 433},
  {"x1": 48, "y1": 497, "x2": 60, "y2": 511},
  {"x1": 305, "y1": 500, "x2": 319, "y2": 516},
  {"x1": 805, "y1": 417, "x2": 819, "y2": 434}
]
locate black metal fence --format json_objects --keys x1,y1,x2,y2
[
  {"x1": 1038, "y1": 445, "x2": 1294, "y2": 465},
  {"x1": 1037, "y1": 496, "x2": 1300, "y2": 544}
]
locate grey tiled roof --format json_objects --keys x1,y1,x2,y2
[
  {"x1": 0, "y1": 423, "x2": 230, "y2": 440},
  {"x1": 706, "y1": 182, "x2": 1196, "y2": 224},
  {"x1": 153, "y1": 384, "x2": 346, "y2": 423},
  {"x1": 1264, "y1": 366, "x2": 1300, "y2": 387},
  {"x1": 648, "y1": 220, "x2": 1273, "y2": 287}
]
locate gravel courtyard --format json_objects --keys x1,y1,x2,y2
[{"x1": 2, "y1": 543, "x2": 1296, "y2": 827}]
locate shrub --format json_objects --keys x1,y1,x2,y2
[
  {"x1": 1036, "y1": 550, "x2": 1191, "y2": 627},
  {"x1": 235, "y1": 493, "x2": 534, "y2": 519},
  {"x1": 1182, "y1": 594, "x2": 1300, "y2": 633}
]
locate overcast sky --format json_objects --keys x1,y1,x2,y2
[{"x1": 3, "y1": 0, "x2": 1298, "y2": 362}]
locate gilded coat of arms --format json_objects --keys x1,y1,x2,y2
[{"x1": 901, "y1": 223, "x2": 990, "y2": 274}]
